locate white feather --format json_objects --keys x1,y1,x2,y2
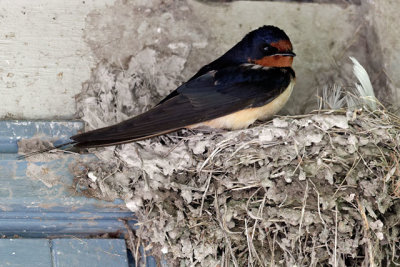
[
  {"x1": 349, "y1": 57, "x2": 377, "y2": 110},
  {"x1": 319, "y1": 84, "x2": 346, "y2": 110}
]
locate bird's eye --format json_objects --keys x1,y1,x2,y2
[{"x1": 262, "y1": 45, "x2": 277, "y2": 54}]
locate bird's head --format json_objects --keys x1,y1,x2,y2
[
  {"x1": 189, "y1": 25, "x2": 295, "y2": 81},
  {"x1": 229, "y1": 25, "x2": 296, "y2": 68}
]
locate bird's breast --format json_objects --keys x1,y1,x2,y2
[{"x1": 189, "y1": 79, "x2": 295, "y2": 130}]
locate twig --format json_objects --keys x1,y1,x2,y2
[
  {"x1": 121, "y1": 219, "x2": 140, "y2": 266},
  {"x1": 333, "y1": 156, "x2": 361, "y2": 198},
  {"x1": 214, "y1": 187, "x2": 239, "y2": 267},
  {"x1": 298, "y1": 180, "x2": 309, "y2": 257},
  {"x1": 334, "y1": 205, "x2": 338, "y2": 267},
  {"x1": 199, "y1": 139, "x2": 232, "y2": 171},
  {"x1": 245, "y1": 219, "x2": 254, "y2": 267},
  {"x1": 163, "y1": 139, "x2": 185, "y2": 157},
  {"x1": 356, "y1": 198, "x2": 375, "y2": 267},
  {"x1": 309, "y1": 179, "x2": 326, "y2": 226},
  {"x1": 199, "y1": 172, "x2": 213, "y2": 216}
]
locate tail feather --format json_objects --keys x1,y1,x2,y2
[
  {"x1": 71, "y1": 127, "x2": 180, "y2": 148},
  {"x1": 17, "y1": 141, "x2": 77, "y2": 160}
]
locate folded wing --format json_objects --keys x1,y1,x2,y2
[{"x1": 72, "y1": 65, "x2": 295, "y2": 147}]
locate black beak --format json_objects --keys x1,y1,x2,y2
[{"x1": 276, "y1": 51, "x2": 296, "y2": 57}]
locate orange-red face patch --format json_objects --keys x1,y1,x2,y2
[
  {"x1": 252, "y1": 55, "x2": 293, "y2": 67},
  {"x1": 270, "y1": 40, "x2": 293, "y2": 52}
]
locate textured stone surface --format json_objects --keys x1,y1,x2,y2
[
  {"x1": 0, "y1": 0, "x2": 115, "y2": 120},
  {"x1": 82, "y1": 0, "x2": 365, "y2": 115},
  {"x1": 188, "y1": 0, "x2": 363, "y2": 114},
  {"x1": 365, "y1": 0, "x2": 400, "y2": 105}
]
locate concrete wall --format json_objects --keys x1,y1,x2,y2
[
  {"x1": 0, "y1": 0, "x2": 398, "y2": 119},
  {"x1": 0, "y1": 0, "x2": 114, "y2": 119},
  {"x1": 188, "y1": 0, "x2": 365, "y2": 114},
  {"x1": 365, "y1": 0, "x2": 400, "y2": 105}
]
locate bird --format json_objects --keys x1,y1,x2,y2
[{"x1": 20, "y1": 25, "x2": 296, "y2": 157}]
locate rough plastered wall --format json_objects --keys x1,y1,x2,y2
[
  {"x1": 364, "y1": 0, "x2": 400, "y2": 106},
  {"x1": 83, "y1": 0, "x2": 368, "y2": 115},
  {"x1": 187, "y1": 0, "x2": 366, "y2": 114},
  {"x1": 0, "y1": 0, "x2": 114, "y2": 119},
  {"x1": 3, "y1": 0, "x2": 397, "y2": 120}
]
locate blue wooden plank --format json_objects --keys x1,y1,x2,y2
[
  {"x1": 0, "y1": 218, "x2": 135, "y2": 238},
  {"x1": 0, "y1": 156, "x2": 130, "y2": 212},
  {"x1": 51, "y1": 239, "x2": 128, "y2": 267},
  {"x1": 0, "y1": 120, "x2": 136, "y2": 237},
  {"x1": 0, "y1": 239, "x2": 52, "y2": 267},
  {"x1": 0, "y1": 120, "x2": 82, "y2": 154},
  {"x1": 0, "y1": 155, "x2": 136, "y2": 237},
  {"x1": 0, "y1": 121, "x2": 156, "y2": 265}
]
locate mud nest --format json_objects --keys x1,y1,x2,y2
[{"x1": 67, "y1": 58, "x2": 400, "y2": 266}]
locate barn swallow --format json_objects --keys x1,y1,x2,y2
[{"x1": 21, "y1": 25, "x2": 295, "y2": 156}]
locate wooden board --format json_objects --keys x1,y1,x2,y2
[
  {"x1": 0, "y1": 121, "x2": 135, "y2": 237},
  {"x1": 0, "y1": 239, "x2": 129, "y2": 267},
  {"x1": 0, "y1": 239, "x2": 52, "y2": 267},
  {"x1": 51, "y1": 239, "x2": 129, "y2": 267},
  {"x1": 0, "y1": 120, "x2": 159, "y2": 266}
]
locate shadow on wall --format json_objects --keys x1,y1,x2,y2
[{"x1": 83, "y1": 0, "x2": 390, "y2": 117}]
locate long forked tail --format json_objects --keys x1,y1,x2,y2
[{"x1": 17, "y1": 141, "x2": 77, "y2": 160}]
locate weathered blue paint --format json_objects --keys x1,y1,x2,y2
[
  {"x1": 0, "y1": 121, "x2": 158, "y2": 267},
  {"x1": 0, "y1": 239, "x2": 130, "y2": 267},
  {"x1": 0, "y1": 156, "x2": 132, "y2": 212},
  {"x1": 0, "y1": 239, "x2": 52, "y2": 266},
  {"x1": 0, "y1": 121, "x2": 136, "y2": 238},
  {"x1": 51, "y1": 239, "x2": 128, "y2": 267},
  {"x1": 0, "y1": 120, "x2": 82, "y2": 154}
]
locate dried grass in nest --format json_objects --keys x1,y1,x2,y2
[
  {"x1": 73, "y1": 111, "x2": 400, "y2": 266},
  {"x1": 68, "y1": 57, "x2": 400, "y2": 266}
]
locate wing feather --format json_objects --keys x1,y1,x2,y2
[{"x1": 72, "y1": 65, "x2": 294, "y2": 148}]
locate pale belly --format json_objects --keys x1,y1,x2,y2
[{"x1": 188, "y1": 80, "x2": 295, "y2": 130}]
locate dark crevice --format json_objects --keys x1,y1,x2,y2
[{"x1": 197, "y1": 0, "x2": 361, "y2": 5}]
